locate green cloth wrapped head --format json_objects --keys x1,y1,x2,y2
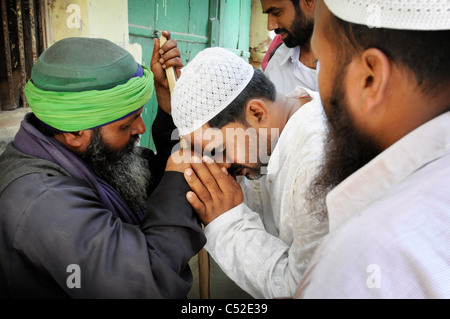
[{"x1": 25, "y1": 37, "x2": 154, "y2": 132}]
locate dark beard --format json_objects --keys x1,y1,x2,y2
[
  {"x1": 81, "y1": 130, "x2": 151, "y2": 215},
  {"x1": 306, "y1": 71, "x2": 382, "y2": 221},
  {"x1": 277, "y1": 8, "x2": 314, "y2": 48}
]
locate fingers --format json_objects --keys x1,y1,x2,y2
[
  {"x1": 151, "y1": 38, "x2": 162, "y2": 67},
  {"x1": 151, "y1": 30, "x2": 183, "y2": 70},
  {"x1": 200, "y1": 156, "x2": 237, "y2": 193},
  {"x1": 185, "y1": 165, "x2": 213, "y2": 208},
  {"x1": 189, "y1": 156, "x2": 222, "y2": 196},
  {"x1": 159, "y1": 49, "x2": 182, "y2": 70},
  {"x1": 161, "y1": 56, "x2": 183, "y2": 70},
  {"x1": 185, "y1": 156, "x2": 244, "y2": 225},
  {"x1": 186, "y1": 191, "x2": 207, "y2": 220},
  {"x1": 158, "y1": 31, "x2": 183, "y2": 71},
  {"x1": 161, "y1": 30, "x2": 171, "y2": 40}
]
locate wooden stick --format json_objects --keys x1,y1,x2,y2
[
  {"x1": 159, "y1": 34, "x2": 178, "y2": 93},
  {"x1": 159, "y1": 34, "x2": 188, "y2": 149},
  {"x1": 198, "y1": 248, "x2": 211, "y2": 299}
]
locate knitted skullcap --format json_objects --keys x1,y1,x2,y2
[
  {"x1": 324, "y1": 0, "x2": 450, "y2": 31},
  {"x1": 172, "y1": 47, "x2": 254, "y2": 135},
  {"x1": 31, "y1": 37, "x2": 139, "y2": 92}
]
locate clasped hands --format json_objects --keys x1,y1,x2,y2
[{"x1": 166, "y1": 150, "x2": 244, "y2": 225}]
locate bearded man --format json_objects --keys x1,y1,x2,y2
[
  {"x1": 262, "y1": 0, "x2": 318, "y2": 94},
  {"x1": 0, "y1": 35, "x2": 205, "y2": 298},
  {"x1": 294, "y1": 0, "x2": 450, "y2": 298}
]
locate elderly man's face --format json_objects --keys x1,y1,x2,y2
[
  {"x1": 81, "y1": 108, "x2": 150, "y2": 214},
  {"x1": 99, "y1": 109, "x2": 146, "y2": 152},
  {"x1": 261, "y1": 0, "x2": 314, "y2": 48}
]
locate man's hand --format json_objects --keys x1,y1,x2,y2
[
  {"x1": 151, "y1": 30, "x2": 183, "y2": 114},
  {"x1": 184, "y1": 156, "x2": 244, "y2": 225}
]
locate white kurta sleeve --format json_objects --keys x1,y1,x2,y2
[{"x1": 204, "y1": 203, "x2": 294, "y2": 299}]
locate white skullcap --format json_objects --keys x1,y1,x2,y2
[
  {"x1": 324, "y1": 0, "x2": 450, "y2": 30},
  {"x1": 172, "y1": 47, "x2": 254, "y2": 135}
]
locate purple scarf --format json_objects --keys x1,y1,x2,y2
[{"x1": 14, "y1": 114, "x2": 142, "y2": 225}]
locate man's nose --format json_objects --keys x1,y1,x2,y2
[
  {"x1": 267, "y1": 15, "x2": 278, "y2": 31},
  {"x1": 131, "y1": 116, "x2": 146, "y2": 136}
]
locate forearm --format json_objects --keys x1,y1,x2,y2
[
  {"x1": 148, "y1": 106, "x2": 179, "y2": 192},
  {"x1": 154, "y1": 83, "x2": 172, "y2": 115},
  {"x1": 142, "y1": 172, "x2": 206, "y2": 279},
  {"x1": 204, "y1": 204, "x2": 298, "y2": 299}
]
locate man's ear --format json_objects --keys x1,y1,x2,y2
[
  {"x1": 56, "y1": 130, "x2": 92, "y2": 153},
  {"x1": 302, "y1": 0, "x2": 316, "y2": 17},
  {"x1": 359, "y1": 48, "x2": 391, "y2": 114},
  {"x1": 245, "y1": 99, "x2": 270, "y2": 128}
]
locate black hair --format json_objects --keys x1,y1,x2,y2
[
  {"x1": 28, "y1": 113, "x2": 66, "y2": 137},
  {"x1": 290, "y1": 0, "x2": 300, "y2": 9},
  {"x1": 327, "y1": 13, "x2": 450, "y2": 95},
  {"x1": 207, "y1": 67, "x2": 277, "y2": 129}
]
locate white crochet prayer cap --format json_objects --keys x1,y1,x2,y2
[
  {"x1": 172, "y1": 47, "x2": 254, "y2": 135},
  {"x1": 324, "y1": 0, "x2": 450, "y2": 30}
]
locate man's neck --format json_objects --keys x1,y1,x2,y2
[
  {"x1": 299, "y1": 43, "x2": 317, "y2": 69},
  {"x1": 271, "y1": 94, "x2": 309, "y2": 136}
]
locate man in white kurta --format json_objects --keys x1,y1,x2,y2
[
  {"x1": 261, "y1": 0, "x2": 318, "y2": 95},
  {"x1": 204, "y1": 88, "x2": 328, "y2": 298},
  {"x1": 170, "y1": 47, "x2": 329, "y2": 299},
  {"x1": 265, "y1": 44, "x2": 318, "y2": 95}
]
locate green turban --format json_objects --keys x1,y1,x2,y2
[{"x1": 25, "y1": 37, "x2": 154, "y2": 132}]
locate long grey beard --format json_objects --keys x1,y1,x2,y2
[
  {"x1": 82, "y1": 130, "x2": 152, "y2": 215},
  {"x1": 99, "y1": 148, "x2": 151, "y2": 215}
]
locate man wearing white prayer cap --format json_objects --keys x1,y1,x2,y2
[
  {"x1": 293, "y1": 0, "x2": 450, "y2": 298},
  {"x1": 170, "y1": 46, "x2": 329, "y2": 298}
]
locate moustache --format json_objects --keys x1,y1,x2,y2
[
  {"x1": 275, "y1": 29, "x2": 288, "y2": 35},
  {"x1": 112, "y1": 134, "x2": 140, "y2": 160},
  {"x1": 228, "y1": 164, "x2": 251, "y2": 176}
]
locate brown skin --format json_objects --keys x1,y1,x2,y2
[
  {"x1": 184, "y1": 156, "x2": 244, "y2": 225},
  {"x1": 261, "y1": 0, "x2": 317, "y2": 69},
  {"x1": 54, "y1": 109, "x2": 146, "y2": 154},
  {"x1": 313, "y1": 0, "x2": 450, "y2": 151}
]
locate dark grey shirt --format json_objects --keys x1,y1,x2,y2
[{"x1": 0, "y1": 111, "x2": 205, "y2": 299}]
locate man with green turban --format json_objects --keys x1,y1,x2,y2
[{"x1": 0, "y1": 34, "x2": 205, "y2": 298}]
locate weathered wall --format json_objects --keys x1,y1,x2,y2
[
  {"x1": 0, "y1": 0, "x2": 139, "y2": 155},
  {"x1": 249, "y1": 0, "x2": 272, "y2": 69}
]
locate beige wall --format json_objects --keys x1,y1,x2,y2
[
  {"x1": 249, "y1": 0, "x2": 272, "y2": 69},
  {"x1": 0, "y1": 0, "x2": 142, "y2": 154},
  {"x1": 41, "y1": 0, "x2": 142, "y2": 62},
  {"x1": 43, "y1": 0, "x2": 128, "y2": 46}
]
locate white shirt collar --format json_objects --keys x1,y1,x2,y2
[
  {"x1": 279, "y1": 45, "x2": 300, "y2": 66},
  {"x1": 326, "y1": 111, "x2": 450, "y2": 231}
]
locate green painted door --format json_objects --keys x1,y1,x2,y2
[{"x1": 128, "y1": 0, "x2": 251, "y2": 150}]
